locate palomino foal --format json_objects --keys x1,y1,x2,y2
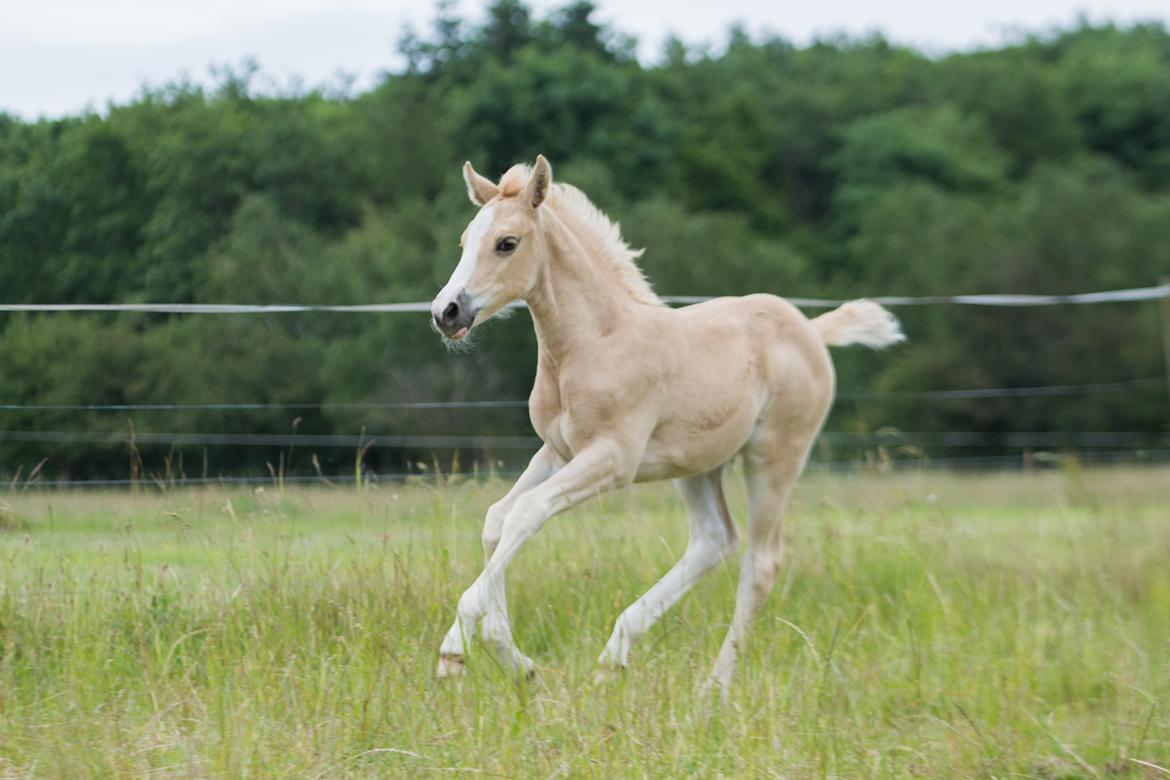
[{"x1": 430, "y1": 155, "x2": 904, "y2": 691}]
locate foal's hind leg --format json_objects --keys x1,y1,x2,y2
[
  {"x1": 597, "y1": 468, "x2": 739, "y2": 670},
  {"x1": 708, "y1": 433, "x2": 815, "y2": 692}
]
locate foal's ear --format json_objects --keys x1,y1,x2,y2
[
  {"x1": 526, "y1": 154, "x2": 552, "y2": 209},
  {"x1": 463, "y1": 161, "x2": 499, "y2": 206}
]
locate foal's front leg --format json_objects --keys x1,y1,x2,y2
[
  {"x1": 437, "y1": 445, "x2": 561, "y2": 677},
  {"x1": 437, "y1": 440, "x2": 632, "y2": 677}
]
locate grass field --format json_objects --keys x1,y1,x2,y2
[{"x1": 0, "y1": 466, "x2": 1168, "y2": 778}]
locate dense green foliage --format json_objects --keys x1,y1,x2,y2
[
  {"x1": 1, "y1": 470, "x2": 1168, "y2": 775},
  {"x1": 1, "y1": 2, "x2": 1169, "y2": 479}
]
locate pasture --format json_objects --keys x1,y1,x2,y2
[{"x1": 0, "y1": 466, "x2": 1167, "y2": 778}]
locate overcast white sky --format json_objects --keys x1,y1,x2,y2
[{"x1": 2, "y1": 0, "x2": 1168, "y2": 119}]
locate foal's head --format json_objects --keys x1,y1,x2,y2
[{"x1": 430, "y1": 155, "x2": 553, "y2": 341}]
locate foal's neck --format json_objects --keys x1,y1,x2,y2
[{"x1": 524, "y1": 211, "x2": 639, "y2": 366}]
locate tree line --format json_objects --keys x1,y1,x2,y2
[{"x1": 1, "y1": 1, "x2": 1169, "y2": 480}]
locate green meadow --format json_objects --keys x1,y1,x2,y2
[{"x1": 1, "y1": 467, "x2": 1167, "y2": 778}]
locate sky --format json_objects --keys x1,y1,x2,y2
[{"x1": 2, "y1": 0, "x2": 1169, "y2": 119}]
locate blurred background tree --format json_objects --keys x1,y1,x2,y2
[{"x1": 1, "y1": 2, "x2": 1168, "y2": 480}]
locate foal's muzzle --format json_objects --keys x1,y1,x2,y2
[{"x1": 431, "y1": 289, "x2": 477, "y2": 339}]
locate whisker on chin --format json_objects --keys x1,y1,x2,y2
[{"x1": 440, "y1": 330, "x2": 479, "y2": 354}]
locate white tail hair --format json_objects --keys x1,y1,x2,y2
[{"x1": 810, "y1": 299, "x2": 906, "y2": 349}]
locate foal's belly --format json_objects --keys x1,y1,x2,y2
[
  {"x1": 537, "y1": 400, "x2": 760, "y2": 483},
  {"x1": 634, "y1": 395, "x2": 763, "y2": 482}
]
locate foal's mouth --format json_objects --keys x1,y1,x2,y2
[
  {"x1": 433, "y1": 312, "x2": 476, "y2": 341},
  {"x1": 449, "y1": 320, "x2": 473, "y2": 340}
]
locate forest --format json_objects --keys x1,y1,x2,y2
[{"x1": 1, "y1": 1, "x2": 1169, "y2": 481}]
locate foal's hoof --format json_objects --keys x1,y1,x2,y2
[
  {"x1": 506, "y1": 653, "x2": 537, "y2": 681},
  {"x1": 486, "y1": 638, "x2": 536, "y2": 680},
  {"x1": 436, "y1": 653, "x2": 466, "y2": 678}
]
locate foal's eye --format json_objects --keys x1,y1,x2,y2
[{"x1": 495, "y1": 236, "x2": 519, "y2": 254}]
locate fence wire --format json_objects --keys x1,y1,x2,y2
[
  {"x1": 3, "y1": 281, "x2": 1169, "y2": 487},
  {"x1": 3, "y1": 429, "x2": 1167, "y2": 450},
  {"x1": 0, "y1": 283, "x2": 1167, "y2": 314},
  {"x1": 0, "y1": 377, "x2": 1163, "y2": 412}
]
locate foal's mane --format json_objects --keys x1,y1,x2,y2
[{"x1": 498, "y1": 164, "x2": 662, "y2": 306}]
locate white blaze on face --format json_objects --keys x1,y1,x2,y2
[{"x1": 434, "y1": 207, "x2": 494, "y2": 313}]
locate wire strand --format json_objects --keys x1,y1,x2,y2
[
  {"x1": 1, "y1": 283, "x2": 1167, "y2": 314},
  {"x1": 0, "y1": 377, "x2": 1161, "y2": 412},
  {"x1": 2, "y1": 429, "x2": 1167, "y2": 449}
]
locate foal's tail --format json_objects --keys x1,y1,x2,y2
[{"x1": 810, "y1": 300, "x2": 906, "y2": 349}]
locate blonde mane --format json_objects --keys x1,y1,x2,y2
[{"x1": 497, "y1": 164, "x2": 662, "y2": 306}]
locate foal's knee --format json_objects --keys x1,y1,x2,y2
[
  {"x1": 688, "y1": 535, "x2": 733, "y2": 574},
  {"x1": 719, "y1": 526, "x2": 741, "y2": 561},
  {"x1": 457, "y1": 580, "x2": 488, "y2": 623},
  {"x1": 695, "y1": 522, "x2": 739, "y2": 569},
  {"x1": 502, "y1": 493, "x2": 549, "y2": 536},
  {"x1": 750, "y1": 548, "x2": 782, "y2": 597},
  {"x1": 482, "y1": 502, "x2": 508, "y2": 557}
]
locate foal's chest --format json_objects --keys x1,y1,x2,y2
[
  {"x1": 530, "y1": 394, "x2": 573, "y2": 461},
  {"x1": 529, "y1": 366, "x2": 575, "y2": 461}
]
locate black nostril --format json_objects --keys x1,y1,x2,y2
[{"x1": 441, "y1": 301, "x2": 460, "y2": 326}]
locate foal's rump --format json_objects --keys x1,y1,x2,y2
[{"x1": 664, "y1": 293, "x2": 903, "y2": 444}]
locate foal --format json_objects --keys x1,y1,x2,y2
[{"x1": 430, "y1": 155, "x2": 904, "y2": 691}]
